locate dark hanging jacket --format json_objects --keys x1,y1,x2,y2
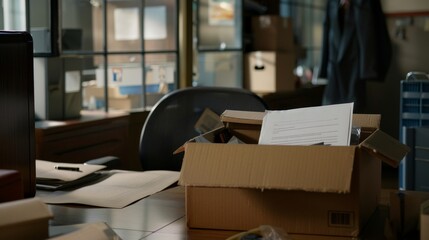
[{"x1": 319, "y1": 0, "x2": 391, "y2": 112}]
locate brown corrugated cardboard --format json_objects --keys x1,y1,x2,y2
[
  {"x1": 351, "y1": 114, "x2": 381, "y2": 129},
  {"x1": 244, "y1": 51, "x2": 296, "y2": 93},
  {"x1": 252, "y1": 15, "x2": 294, "y2": 51},
  {"x1": 0, "y1": 197, "x2": 53, "y2": 240},
  {"x1": 220, "y1": 110, "x2": 265, "y2": 143},
  {"x1": 181, "y1": 144, "x2": 356, "y2": 193},
  {"x1": 179, "y1": 111, "x2": 409, "y2": 238},
  {"x1": 422, "y1": 199, "x2": 429, "y2": 240},
  {"x1": 220, "y1": 110, "x2": 265, "y2": 125}
]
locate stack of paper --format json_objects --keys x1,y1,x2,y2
[{"x1": 259, "y1": 102, "x2": 354, "y2": 146}]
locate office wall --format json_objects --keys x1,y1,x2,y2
[
  {"x1": 364, "y1": 16, "x2": 429, "y2": 139},
  {"x1": 381, "y1": 0, "x2": 429, "y2": 13}
]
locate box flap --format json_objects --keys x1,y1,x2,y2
[
  {"x1": 179, "y1": 143, "x2": 356, "y2": 193},
  {"x1": 360, "y1": 129, "x2": 410, "y2": 167},
  {"x1": 173, "y1": 127, "x2": 230, "y2": 154},
  {"x1": 220, "y1": 110, "x2": 265, "y2": 125},
  {"x1": 352, "y1": 114, "x2": 381, "y2": 128}
]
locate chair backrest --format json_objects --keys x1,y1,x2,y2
[{"x1": 139, "y1": 86, "x2": 268, "y2": 171}]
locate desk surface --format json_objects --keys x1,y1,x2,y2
[
  {"x1": 46, "y1": 186, "x2": 186, "y2": 240},
  {"x1": 45, "y1": 186, "x2": 241, "y2": 240},
  {"x1": 44, "y1": 186, "x2": 392, "y2": 240},
  {"x1": 35, "y1": 110, "x2": 129, "y2": 130}
]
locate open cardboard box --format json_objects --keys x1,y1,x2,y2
[{"x1": 178, "y1": 110, "x2": 410, "y2": 238}]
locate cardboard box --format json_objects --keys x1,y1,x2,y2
[
  {"x1": 245, "y1": 51, "x2": 297, "y2": 93},
  {"x1": 252, "y1": 15, "x2": 294, "y2": 51},
  {"x1": 179, "y1": 111, "x2": 409, "y2": 238},
  {"x1": 0, "y1": 198, "x2": 53, "y2": 240}
]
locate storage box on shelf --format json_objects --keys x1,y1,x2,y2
[{"x1": 244, "y1": 51, "x2": 297, "y2": 93}]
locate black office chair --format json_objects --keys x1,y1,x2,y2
[{"x1": 139, "y1": 86, "x2": 268, "y2": 171}]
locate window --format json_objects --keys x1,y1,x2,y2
[
  {"x1": 30, "y1": 0, "x2": 178, "y2": 119},
  {"x1": 193, "y1": 0, "x2": 243, "y2": 88}
]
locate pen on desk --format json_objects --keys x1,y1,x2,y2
[{"x1": 55, "y1": 166, "x2": 81, "y2": 172}]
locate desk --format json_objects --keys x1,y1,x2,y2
[
  {"x1": 45, "y1": 187, "x2": 391, "y2": 240},
  {"x1": 46, "y1": 186, "x2": 241, "y2": 240},
  {"x1": 35, "y1": 111, "x2": 131, "y2": 169}
]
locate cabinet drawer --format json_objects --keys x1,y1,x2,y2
[{"x1": 35, "y1": 113, "x2": 129, "y2": 168}]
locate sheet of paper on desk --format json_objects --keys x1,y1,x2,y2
[
  {"x1": 258, "y1": 102, "x2": 354, "y2": 146},
  {"x1": 36, "y1": 160, "x2": 106, "y2": 182},
  {"x1": 38, "y1": 170, "x2": 180, "y2": 208}
]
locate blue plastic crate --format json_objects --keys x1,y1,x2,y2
[
  {"x1": 399, "y1": 75, "x2": 429, "y2": 190},
  {"x1": 402, "y1": 81, "x2": 421, "y2": 92},
  {"x1": 400, "y1": 80, "x2": 429, "y2": 132}
]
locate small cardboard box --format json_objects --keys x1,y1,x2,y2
[
  {"x1": 179, "y1": 111, "x2": 409, "y2": 238},
  {"x1": 252, "y1": 15, "x2": 294, "y2": 51},
  {"x1": 0, "y1": 197, "x2": 53, "y2": 240},
  {"x1": 245, "y1": 51, "x2": 296, "y2": 93}
]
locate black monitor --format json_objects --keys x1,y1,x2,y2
[{"x1": 0, "y1": 31, "x2": 36, "y2": 197}]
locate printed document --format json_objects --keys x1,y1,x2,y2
[{"x1": 259, "y1": 103, "x2": 354, "y2": 146}]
